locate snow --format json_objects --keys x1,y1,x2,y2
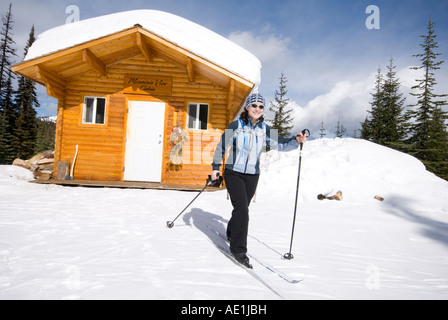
[
  {"x1": 38, "y1": 115, "x2": 57, "y2": 123},
  {"x1": 1, "y1": 138, "x2": 448, "y2": 300},
  {"x1": 24, "y1": 10, "x2": 261, "y2": 86}
]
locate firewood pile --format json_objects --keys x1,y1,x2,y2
[{"x1": 12, "y1": 150, "x2": 54, "y2": 180}]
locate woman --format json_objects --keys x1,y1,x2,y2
[{"x1": 211, "y1": 93, "x2": 307, "y2": 268}]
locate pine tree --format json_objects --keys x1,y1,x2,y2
[
  {"x1": 362, "y1": 60, "x2": 408, "y2": 149},
  {"x1": 380, "y1": 58, "x2": 407, "y2": 146},
  {"x1": 0, "y1": 69, "x2": 16, "y2": 163},
  {"x1": 0, "y1": 3, "x2": 16, "y2": 96},
  {"x1": 362, "y1": 67, "x2": 383, "y2": 141},
  {"x1": 335, "y1": 118, "x2": 346, "y2": 138},
  {"x1": 0, "y1": 109, "x2": 15, "y2": 163},
  {"x1": 406, "y1": 18, "x2": 448, "y2": 180},
  {"x1": 14, "y1": 102, "x2": 38, "y2": 159},
  {"x1": 268, "y1": 72, "x2": 294, "y2": 137},
  {"x1": 360, "y1": 117, "x2": 372, "y2": 140},
  {"x1": 319, "y1": 120, "x2": 327, "y2": 138},
  {"x1": 0, "y1": 3, "x2": 17, "y2": 163},
  {"x1": 35, "y1": 118, "x2": 55, "y2": 153},
  {"x1": 1, "y1": 67, "x2": 16, "y2": 120},
  {"x1": 14, "y1": 26, "x2": 39, "y2": 160}
]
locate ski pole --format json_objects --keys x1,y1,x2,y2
[
  {"x1": 166, "y1": 173, "x2": 222, "y2": 229},
  {"x1": 283, "y1": 129, "x2": 310, "y2": 260}
]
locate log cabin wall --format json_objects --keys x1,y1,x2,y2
[{"x1": 58, "y1": 55, "x2": 237, "y2": 186}]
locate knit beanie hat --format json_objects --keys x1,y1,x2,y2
[{"x1": 245, "y1": 93, "x2": 265, "y2": 108}]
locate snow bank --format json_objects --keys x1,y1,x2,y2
[
  {"x1": 259, "y1": 138, "x2": 448, "y2": 213},
  {"x1": 0, "y1": 165, "x2": 34, "y2": 183},
  {"x1": 24, "y1": 10, "x2": 261, "y2": 86},
  {"x1": 0, "y1": 165, "x2": 35, "y2": 198},
  {"x1": 1, "y1": 139, "x2": 448, "y2": 300}
]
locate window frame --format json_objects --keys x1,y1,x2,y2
[
  {"x1": 186, "y1": 102, "x2": 209, "y2": 130},
  {"x1": 82, "y1": 96, "x2": 107, "y2": 125}
]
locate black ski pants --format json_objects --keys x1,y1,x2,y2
[{"x1": 224, "y1": 169, "x2": 260, "y2": 254}]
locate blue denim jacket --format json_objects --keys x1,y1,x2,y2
[{"x1": 212, "y1": 118, "x2": 299, "y2": 175}]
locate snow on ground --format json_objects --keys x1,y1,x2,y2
[{"x1": 1, "y1": 138, "x2": 448, "y2": 300}]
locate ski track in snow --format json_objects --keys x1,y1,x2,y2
[{"x1": 1, "y1": 138, "x2": 448, "y2": 300}]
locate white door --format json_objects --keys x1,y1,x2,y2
[{"x1": 124, "y1": 101, "x2": 165, "y2": 182}]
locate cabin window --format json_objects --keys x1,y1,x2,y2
[
  {"x1": 83, "y1": 97, "x2": 106, "y2": 124},
  {"x1": 187, "y1": 103, "x2": 209, "y2": 130}
]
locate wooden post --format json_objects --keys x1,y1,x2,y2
[
  {"x1": 227, "y1": 79, "x2": 235, "y2": 122},
  {"x1": 52, "y1": 100, "x2": 64, "y2": 179}
]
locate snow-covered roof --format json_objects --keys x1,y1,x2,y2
[{"x1": 25, "y1": 10, "x2": 261, "y2": 86}]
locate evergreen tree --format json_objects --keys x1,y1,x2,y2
[
  {"x1": 360, "y1": 116, "x2": 372, "y2": 140},
  {"x1": 35, "y1": 118, "x2": 55, "y2": 153},
  {"x1": 319, "y1": 120, "x2": 327, "y2": 138},
  {"x1": 0, "y1": 69, "x2": 16, "y2": 163},
  {"x1": 0, "y1": 109, "x2": 15, "y2": 163},
  {"x1": 1, "y1": 68, "x2": 16, "y2": 121},
  {"x1": 0, "y1": 3, "x2": 16, "y2": 96},
  {"x1": 406, "y1": 18, "x2": 448, "y2": 180},
  {"x1": 380, "y1": 58, "x2": 407, "y2": 146},
  {"x1": 362, "y1": 60, "x2": 408, "y2": 148},
  {"x1": 14, "y1": 26, "x2": 39, "y2": 159},
  {"x1": 14, "y1": 100, "x2": 37, "y2": 159},
  {"x1": 362, "y1": 67, "x2": 383, "y2": 141},
  {"x1": 335, "y1": 118, "x2": 346, "y2": 138},
  {"x1": 268, "y1": 72, "x2": 294, "y2": 137},
  {"x1": 0, "y1": 3, "x2": 17, "y2": 163}
]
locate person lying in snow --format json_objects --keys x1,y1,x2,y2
[{"x1": 210, "y1": 93, "x2": 307, "y2": 268}]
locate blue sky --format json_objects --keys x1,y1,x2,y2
[{"x1": 4, "y1": 0, "x2": 448, "y2": 137}]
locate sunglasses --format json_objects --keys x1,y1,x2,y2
[{"x1": 250, "y1": 103, "x2": 265, "y2": 110}]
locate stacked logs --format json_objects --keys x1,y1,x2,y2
[{"x1": 12, "y1": 150, "x2": 54, "y2": 180}]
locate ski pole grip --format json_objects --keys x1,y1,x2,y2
[
  {"x1": 207, "y1": 172, "x2": 222, "y2": 187},
  {"x1": 301, "y1": 129, "x2": 311, "y2": 138}
]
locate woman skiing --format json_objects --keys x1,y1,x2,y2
[{"x1": 210, "y1": 93, "x2": 307, "y2": 268}]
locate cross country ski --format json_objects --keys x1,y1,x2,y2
[{"x1": 207, "y1": 226, "x2": 303, "y2": 284}]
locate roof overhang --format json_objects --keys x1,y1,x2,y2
[{"x1": 12, "y1": 26, "x2": 255, "y2": 102}]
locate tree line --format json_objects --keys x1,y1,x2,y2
[
  {"x1": 0, "y1": 4, "x2": 55, "y2": 165},
  {"x1": 360, "y1": 18, "x2": 448, "y2": 180},
  {"x1": 269, "y1": 18, "x2": 447, "y2": 181},
  {"x1": 1, "y1": 4, "x2": 446, "y2": 180}
]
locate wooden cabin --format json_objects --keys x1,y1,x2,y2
[{"x1": 12, "y1": 10, "x2": 261, "y2": 187}]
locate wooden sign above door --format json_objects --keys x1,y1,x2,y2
[{"x1": 124, "y1": 75, "x2": 172, "y2": 96}]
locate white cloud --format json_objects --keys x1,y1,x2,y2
[
  {"x1": 34, "y1": 84, "x2": 58, "y2": 117},
  {"x1": 397, "y1": 66, "x2": 423, "y2": 89},
  {"x1": 227, "y1": 30, "x2": 405, "y2": 138},
  {"x1": 38, "y1": 100, "x2": 58, "y2": 117},
  {"x1": 228, "y1": 30, "x2": 293, "y2": 69},
  {"x1": 290, "y1": 74, "x2": 375, "y2": 138},
  {"x1": 228, "y1": 30, "x2": 295, "y2": 92},
  {"x1": 227, "y1": 28, "x2": 370, "y2": 107},
  {"x1": 226, "y1": 26, "x2": 433, "y2": 139},
  {"x1": 290, "y1": 66, "x2": 429, "y2": 138}
]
